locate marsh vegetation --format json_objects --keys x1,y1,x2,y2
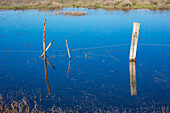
[
  {"x1": 0, "y1": 94, "x2": 169, "y2": 112},
  {"x1": 54, "y1": 11, "x2": 87, "y2": 16},
  {"x1": 0, "y1": 0, "x2": 170, "y2": 10}
]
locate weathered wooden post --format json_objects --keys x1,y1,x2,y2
[
  {"x1": 129, "y1": 22, "x2": 140, "y2": 62},
  {"x1": 41, "y1": 40, "x2": 55, "y2": 69},
  {"x1": 43, "y1": 19, "x2": 50, "y2": 96},
  {"x1": 43, "y1": 19, "x2": 46, "y2": 61},
  {"x1": 129, "y1": 62, "x2": 137, "y2": 96},
  {"x1": 65, "y1": 39, "x2": 71, "y2": 60}
]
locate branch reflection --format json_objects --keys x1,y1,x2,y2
[{"x1": 67, "y1": 59, "x2": 71, "y2": 78}]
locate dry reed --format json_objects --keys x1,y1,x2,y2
[
  {"x1": 0, "y1": 94, "x2": 169, "y2": 112},
  {"x1": 54, "y1": 11, "x2": 87, "y2": 16}
]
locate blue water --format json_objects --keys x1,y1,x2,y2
[{"x1": 0, "y1": 8, "x2": 170, "y2": 112}]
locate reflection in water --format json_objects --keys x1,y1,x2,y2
[
  {"x1": 67, "y1": 60, "x2": 71, "y2": 78},
  {"x1": 129, "y1": 62, "x2": 137, "y2": 96},
  {"x1": 46, "y1": 60, "x2": 55, "y2": 69},
  {"x1": 44, "y1": 59, "x2": 51, "y2": 96},
  {"x1": 42, "y1": 56, "x2": 55, "y2": 69}
]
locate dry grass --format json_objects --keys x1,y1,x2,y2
[
  {"x1": 54, "y1": 11, "x2": 87, "y2": 16},
  {"x1": 0, "y1": 94, "x2": 61, "y2": 113},
  {"x1": 0, "y1": 95, "x2": 31, "y2": 113},
  {"x1": 0, "y1": 94, "x2": 170, "y2": 113},
  {"x1": 0, "y1": 0, "x2": 170, "y2": 9},
  {"x1": 157, "y1": 0, "x2": 168, "y2": 9},
  {"x1": 102, "y1": 1, "x2": 117, "y2": 6},
  {"x1": 120, "y1": 0, "x2": 132, "y2": 7}
]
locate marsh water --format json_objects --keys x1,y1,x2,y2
[{"x1": 0, "y1": 8, "x2": 170, "y2": 112}]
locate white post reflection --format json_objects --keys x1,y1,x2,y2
[{"x1": 129, "y1": 61, "x2": 137, "y2": 96}]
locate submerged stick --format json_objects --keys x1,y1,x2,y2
[
  {"x1": 41, "y1": 40, "x2": 54, "y2": 57},
  {"x1": 43, "y1": 19, "x2": 46, "y2": 61},
  {"x1": 65, "y1": 39, "x2": 71, "y2": 60},
  {"x1": 129, "y1": 62, "x2": 137, "y2": 96},
  {"x1": 129, "y1": 22, "x2": 140, "y2": 62},
  {"x1": 67, "y1": 59, "x2": 71, "y2": 78}
]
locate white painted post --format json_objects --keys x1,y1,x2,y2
[
  {"x1": 129, "y1": 62, "x2": 137, "y2": 96},
  {"x1": 129, "y1": 22, "x2": 140, "y2": 62}
]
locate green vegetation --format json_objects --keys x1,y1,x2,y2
[
  {"x1": 132, "y1": 1, "x2": 136, "y2": 5},
  {"x1": 0, "y1": 0, "x2": 170, "y2": 10},
  {"x1": 132, "y1": 4, "x2": 157, "y2": 9}
]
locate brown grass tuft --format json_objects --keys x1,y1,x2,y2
[
  {"x1": 120, "y1": 0, "x2": 132, "y2": 7},
  {"x1": 158, "y1": 2, "x2": 167, "y2": 9},
  {"x1": 149, "y1": 0, "x2": 159, "y2": 5},
  {"x1": 102, "y1": 1, "x2": 116, "y2": 6},
  {"x1": 54, "y1": 11, "x2": 87, "y2": 16}
]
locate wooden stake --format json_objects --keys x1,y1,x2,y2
[
  {"x1": 67, "y1": 59, "x2": 71, "y2": 78},
  {"x1": 43, "y1": 19, "x2": 50, "y2": 96},
  {"x1": 65, "y1": 39, "x2": 71, "y2": 60},
  {"x1": 41, "y1": 40, "x2": 54, "y2": 57},
  {"x1": 129, "y1": 62, "x2": 137, "y2": 96},
  {"x1": 43, "y1": 19, "x2": 46, "y2": 61},
  {"x1": 44, "y1": 60, "x2": 51, "y2": 96},
  {"x1": 129, "y1": 22, "x2": 140, "y2": 62}
]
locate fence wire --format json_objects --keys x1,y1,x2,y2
[{"x1": 0, "y1": 43, "x2": 170, "y2": 53}]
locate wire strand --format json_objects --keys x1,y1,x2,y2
[
  {"x1": 139, "y1": 44, "x2": 170, "y2": 47},
  {"x1": 0, "y1": 43, "x2": 170, "y2": 53}
]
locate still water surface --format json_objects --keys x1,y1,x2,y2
[{"x1": 0, "y1": 8, "x2": 170, "y2": 112}]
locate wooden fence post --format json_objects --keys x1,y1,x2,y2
[
  {"x1": 43, "y1": 19, "x2": 46, "y2": 61},
  {"x1": 129, "y1": 62, "x2": 137, "y2": 96},
  {"x1": 43, "y1": 19, "x2": 50, "y2": 96},
  {"x1": 129, "y1": 22, "x2": 140, "y2": 62}
]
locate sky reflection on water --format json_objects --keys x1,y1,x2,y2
[{"x1": 0, "y1": 8, "x2": 170, "y2": 112}]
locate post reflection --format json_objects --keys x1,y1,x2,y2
[
  {"x1": 129, "y1": 61, "x2": 137, "y2": 96},
  {"x1": 44, "y1": 59, "x2": 51, "y2": 96},
  {"x1": 42, "y1": 56, "x2": 55, "y2": 69},
  {"x1": 67, "y1": 60, "x2": 71, "y2": 78}
]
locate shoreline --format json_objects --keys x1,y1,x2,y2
[
  {"x1": 0, "y1": 6, "x2": 170, "y2": 11},
  {"x1": 0, "y1": 3, "x2": 170, "y2": 11}
]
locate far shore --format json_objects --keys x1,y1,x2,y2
[{"x1": 0, "y1": 0, "x2": 170, "y2": 10}]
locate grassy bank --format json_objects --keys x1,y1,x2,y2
[{"x1": 0, "y1": 0, "x2": 170, "y2": 10}]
